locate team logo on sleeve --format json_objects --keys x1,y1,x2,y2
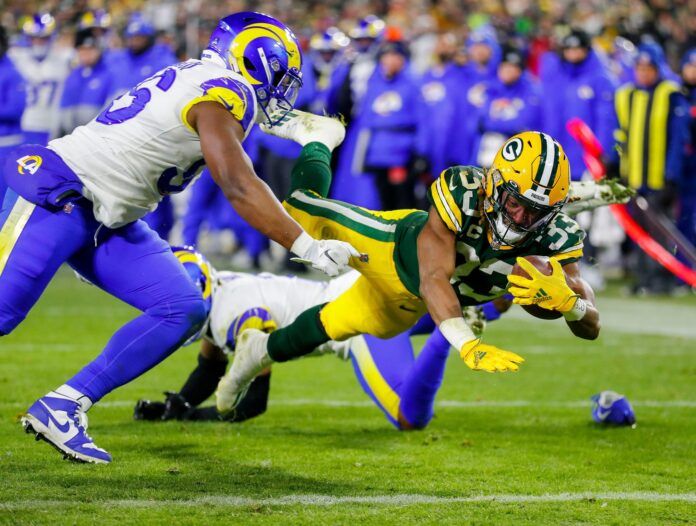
[
  {"x1": 16, "y1": 155, "x2": 43, "y2": 175},
  {"x1": 501, "y1": 138, "x2": 523, "y2": 161}
]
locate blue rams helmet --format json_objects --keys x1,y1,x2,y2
[
  {"x1": 203, "y1": 11, "x2": 303, "y2": 125},
  {"x1": 22, "y1": 13, "x2": 56, "y2": 38},
  {"x1": 310, "y1": 27, "x2": 350, "y2": 53},
  {"x1": 591, "y1": 391, "x2": 636, "y2": 427},
  {"x1": 349, "y1": 15, "x2": 385, "y2": 40},
  {"x1": 171, "y1": 246, "x2": 216, "y2": 344},
  {"x1": 124, "y1": 14, "x2": 155, "y2": 38}
]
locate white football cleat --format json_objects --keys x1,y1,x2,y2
[
  {"x1": 260, "y1": 109, "x2": 346, "y2": 151},
  {"x1": 22, "y1": 393, "x2": 111, "y2": 464},
  {"x1": 564, "y1": 179, "x2": 634, "y2": 215},
  {"x1": 216, "y1": 329, "x2": 273, "y2": 414}
]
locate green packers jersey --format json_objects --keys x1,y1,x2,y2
[{"x1": 393, "y1": 166, "x2": 585, "y2": 306}]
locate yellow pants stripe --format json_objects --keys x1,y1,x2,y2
[
  {"x1": 350, "y1": 336, "x2": 400, "y2": 420},
  {"x1": 0, "y1": 197, "x2": 36, "y2": 278}
]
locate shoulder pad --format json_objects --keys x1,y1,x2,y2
[
  {"x1": 536, "y1": 213, "x2": 585, "y2": 263},
  {"x1": 427, "y1": 166, "x2": 483, "y2": 233}
]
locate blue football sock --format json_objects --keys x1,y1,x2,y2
[
  {"x1": 398, "y1": 329, "x2": 451, "y2": 429},
  {"x1": 409, "y1": 314, "x2": 436, "y2": 335},
  {"x1": 67, "y1": 297, "x2": 206, "y2": 402}
]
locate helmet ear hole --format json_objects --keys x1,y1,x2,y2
[{"x1": 243, "y1": 56, "x2": 257, "y2": 72}]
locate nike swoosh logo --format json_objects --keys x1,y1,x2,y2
[
  {"x1": 596, "y1": 408, "x2": 612, "y2": 420},
  {"x1": 39, "y1": 400, "x2": 71, "y2": 433},
  {"x1": 449, "y1": 176, "x2": 458, "y2": 193},
  {"x1": 398, "y1": 305, "x2": 417, "y2": 313}
]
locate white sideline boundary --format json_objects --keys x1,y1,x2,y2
[
  {"x1": 1, "y1": 492, "x2": 694, "y2": 509},
  {"x1": 2, "y1": 399, "x2": 696, "y2": 410}
]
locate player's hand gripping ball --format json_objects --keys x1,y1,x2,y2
[{"x1": 507, "y1": 256, "x2": 576, "y2": 319}]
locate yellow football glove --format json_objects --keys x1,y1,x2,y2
[
  {"x1": 507, "y1": 257, "x2": 578, "y2": 312},
  {"x1": 460, "y1": 339, "x2": 525, "y2": 373}
]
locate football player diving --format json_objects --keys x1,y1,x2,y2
[
  {"x1": 211, "y1": 112, "x2": 605, "y2": 416},
  {"x1": 1, "y1": 12, "x2": 360, "y2": 464},
  {"x1": 139, "y1": 167, "x2": 629, "y2": 429}
]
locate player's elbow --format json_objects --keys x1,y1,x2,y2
[
  {"x1": 574, "y1": 320, "x2": 601, "y2": 340},
  {"x1": 217, "y1": 171, "x2": 250, "y2": 205}
]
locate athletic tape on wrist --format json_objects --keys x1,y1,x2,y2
[
  {"x1": 562, "y1": 297, "x2": 587, "y2": 321},
  {"x1": 439, "y1": 317, "x2": 476, "y2": 351},
  {"x1": 291, "y1": 231, "x2": 315, "y2": 258}
]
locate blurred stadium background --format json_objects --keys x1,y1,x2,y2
[
  {"x1": 1, "y1": 1, "x2": 695, "y2": 522},
  {"x1": 1, "y1": 0, "x2": 695, "y2": 294}
]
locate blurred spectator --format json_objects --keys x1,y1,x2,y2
[
  {"x1": 113, "y1": 14, "x2": 177, "y2": 240},
  {"x1": 308, "y1": 27, "x2": 349, "y2": 114},
  {"x1": 325, "y1": 15, "x2": 385, "y2": 124},
  {"x1": 0, "y1": 25, "x2": 26, "y2": 200},
  {"x1": 462, "y1": 27, "x2": 501, "y2": 110},
  {"x1": 680, "y1": 48, "x2": 696, "y2": 246},
  {"x1": 358, "y1": 39, "x2": 423, "y2": 209},
  {"x1": 474, "y1": 45, "x2": 541, "y2": 166},
  {"x1": 113, "y1": 13, "x2": 176, "y2": 93},
  {"x1": 540, "y1": 29, "x2": 617, "y2": 180},
  {"x1": 58, "y1": 28, "x2": 119, "y2": 135},
  {"x1": 9, "y1": 13, "x2": 72, "y2": 145},
  {"x1": 615, "y1": 43, "x2": 690, "y2": 293},
  {"x1": 416, "y1": 32, "x2": 461, "y2": 179}
]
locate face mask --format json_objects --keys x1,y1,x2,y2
[
  {"x1": 493, "y1": 213, "x2": 527, "y2": 246},
  {"x1": 31, "y1": 43, "x2": 50, "y2": 60}
]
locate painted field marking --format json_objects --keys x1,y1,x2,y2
[{"x1": 1, "y1": 492, "x2": 694, "y2": 509}]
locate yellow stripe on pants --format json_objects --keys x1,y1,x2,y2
[
  {"x1": 0, "y1": 197, "x2": 36, "y2": 277},
  {"x1": 350, "y1": 336, "x2": 401, "y2": 421}
]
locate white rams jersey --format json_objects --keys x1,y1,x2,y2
[
  {"x1": 9, "y1": 46, "x2": 72, "y2": 137},
  {"x1": 48, "y1": 58, "x2": 257, "y2": 228},
  {"x1": 208, "y1": 271, "x2": 359, "y2": 354}
]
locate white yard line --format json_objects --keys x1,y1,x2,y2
[
  {"x1": 1, "y1": 492, "x2": 694, "y2": 509},
  {"x1": 1, "y1": 399, "x2": 695, "y2": 410}
]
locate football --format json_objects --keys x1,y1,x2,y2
[{"x1": 510, "y1": 255, "x2": 563, "y2": 319}]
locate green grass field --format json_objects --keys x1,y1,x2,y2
[{"x1": 0, "y1": 268, "x2": 694, "y2": 524}]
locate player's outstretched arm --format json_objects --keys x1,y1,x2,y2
[
  {"x1": 559, "y1": 262, "x2": 601, "y2": 340},
  {"x1": 191, "y1": 101, "x2": 302, "y2": 248},
  {"x1": 417, "y1": 209, "x2": 524, "y2": 372},
  {"x1": 189, "y1": 102, "x2": 358, "y2": 276}
]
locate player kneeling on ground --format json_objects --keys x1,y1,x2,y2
[{"x1": 215, "y1": 112, "x2": 603, "y2": 414}]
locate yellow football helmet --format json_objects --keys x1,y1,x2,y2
[{"x1": 483, "y1": 131, "x2": 571, "y2": 249}]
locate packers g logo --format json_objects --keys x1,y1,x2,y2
[
  {"x1": 16, "y1": 155, "x2": 43, "y2": 175},
  {"x1": 501, "y1": 138, "x2": 523, "y2": 161}
]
